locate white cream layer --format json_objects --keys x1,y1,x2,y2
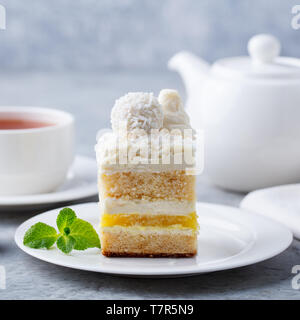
[
  {"x1": 102, "y1": 226, "x2": 196, "y2": 236},
  {"x1": 100, "y1": 198, "x2": 195, "y2": 215},
  {"x1": 95, "y1": 131, "x2": 195, "y2": 173}
]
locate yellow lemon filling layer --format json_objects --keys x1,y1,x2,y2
[{"x1": 101, "y1": 212, "x2": 198, "y2": 230}]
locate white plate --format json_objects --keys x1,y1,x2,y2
[
  {"x1": 241, "y1": 184, "x2": 300, "y2": 239},
  {"x1": 0, "y1": 156, "x2": 98, "y2": 208},
  {"x1": 14, "y1": 202, "x2": 292, "y2": 277}
]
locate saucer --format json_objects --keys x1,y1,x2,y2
[
  {"x1": 241, "y1": 184, "x2": 300, "y2": 239},
  {"x1": 0, "y1": 155, "x2": 98, "y2": 209}
]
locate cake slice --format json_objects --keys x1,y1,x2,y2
[{"x1": 95, "y1": 90, "x2": 198, "y2": 257}]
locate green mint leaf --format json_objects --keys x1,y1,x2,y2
[
  {"x1": 69, "y1": 219, "x2": 101, "y2": 250},
  {"x1": 56, "y1": 208, "x2": 77, "y2": 233},
  {"x1": 57, "y1": 235, "x2": 76, "y2": 254},
  {"x1": 23, "y1": 222, "x2": 58, "y2": 249},
  {"x1": 23, "y1": 207, "x2": 101, "y2": 254}
]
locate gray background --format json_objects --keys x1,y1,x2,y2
[{"x1": 0, "y1": 0, "x2": 299, "y2": 71}]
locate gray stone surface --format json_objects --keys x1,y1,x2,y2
[
  {"x1": 0, "y1": 0, "x2": 298, "y2": 71},
  {"x1": 0, "y1": 71, "x2": 299, "y2": 300}
]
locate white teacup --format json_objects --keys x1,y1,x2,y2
[{"x1": 0, "y1": 107, "x2": 74, "y2": 195}]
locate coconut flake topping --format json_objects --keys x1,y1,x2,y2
[{"x1": 111, "y1": 92, "x2": 164, "y2": 134}]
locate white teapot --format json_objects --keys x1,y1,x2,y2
[{"x1": 169, "y1": 34, "x2": 300, "y2": 192}]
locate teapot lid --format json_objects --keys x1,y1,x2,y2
[{"x1": 212, "y1": 34, "x2": 300, "y2": 79}]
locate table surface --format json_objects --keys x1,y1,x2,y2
[{"x1": 0, "y1": 71, "x2": 299, "y2": 300}]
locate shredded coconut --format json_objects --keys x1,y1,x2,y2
[
  {"x1": 95, "y1": 90, "x2": 195, "y2": 171},
  {"x1": 111, "y1": 92, "x2": 164, "y2": 134}
]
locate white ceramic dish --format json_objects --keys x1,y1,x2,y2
[
  {"x1": 241, "y1": 184, "x2": 300, "y2": 239},
  {"x1": 0, "y1": 155, "x2": 97, "y2": 208},
  {"x1": 15, "y1": 202, "x2": 292, "y2": 278}
]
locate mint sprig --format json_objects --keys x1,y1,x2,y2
[{"x1": 23, "y1": 208, "x2": 101, "y2": 254}]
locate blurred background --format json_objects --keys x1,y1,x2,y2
[
  {"x1": 0, "y1": 0, "x2": 298, "y2": 71},
  {"x1": 0, "y1": 0, "x2": 298, "y2": 156}
]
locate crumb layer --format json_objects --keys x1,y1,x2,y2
[
  {"x1": 99, "y1": 170, "x2": 196, "y2": 201},
  {"x1": 101, "y1": 226, "x2": 197, "y2": 256}
]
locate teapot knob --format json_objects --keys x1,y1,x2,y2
[{"x1": 248, "y1": 34, "x2": 281, "y2": 64}]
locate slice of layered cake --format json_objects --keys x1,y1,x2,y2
[{"x1": 95, "y1": 89, "x2": 198, "y2": 257}]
